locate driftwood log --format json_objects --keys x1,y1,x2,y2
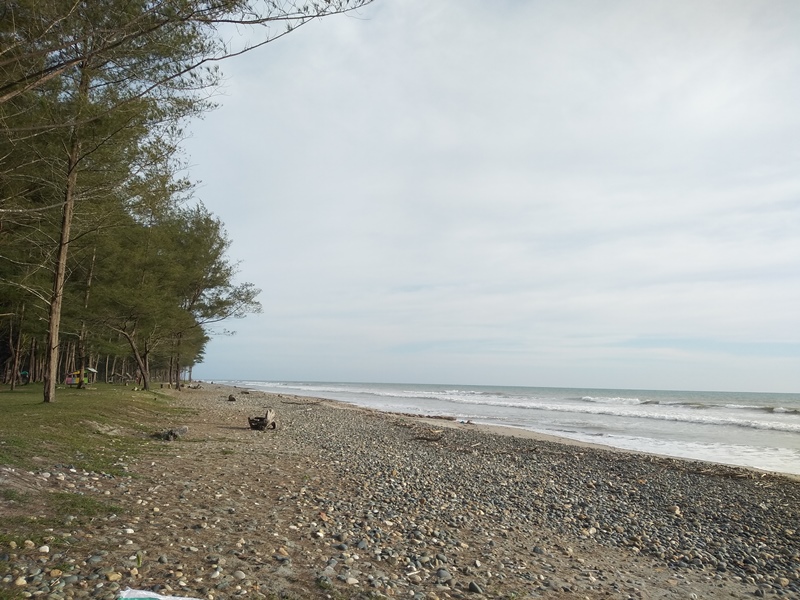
[{"x1": 248, "y1": 409, "x2": 277, "y2": 431}]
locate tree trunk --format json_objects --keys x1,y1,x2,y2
[
  {"x1": 10, "y1": 304, "x2": 25, "y2": 390},
  {"x1": 68, "y1": 341, "x2": 76, "y2": 375},
  {"x1": 143, "y1": 346, "x2": 150, "y2": 390},
  {"x1": 7, "y1": 314, "x2": 15, "y2": 388},
  {"x1": 28, "y1": 338, "x2": 37, "y2": 383},
  {"x1": 120, "y1": 329, "x2": 150, "y2": 391},
  {"x1": 43, "y1": 63, "x2": 89, "y2": 403},
  {"x1": 59, "y1": 341, "x2": 69, "y2": 382},
  {"x1": 173, "y1": 343, "x2": 181, "y2": 391},
  {"x1": 43, "y1": 148, "x2": 79, "y2": 401},
  {"x1": 77, "y1": 247, "x2": 96, "y2": 389}
]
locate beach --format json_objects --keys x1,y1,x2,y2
[
  {"x1": 3, "y1": 383, "x2": 798, "y2": 599},
  {"x1": 233, "y1": 381, "x2": 800, "y2": 477}
]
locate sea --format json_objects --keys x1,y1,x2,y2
[{"x1": 221, "y1": 380, "x2": 800, "y2": 476}]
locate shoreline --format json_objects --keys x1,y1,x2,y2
[
  {"x1": 424, "y1": 419, "x2": 800, "y2": 482},
  {"x1": 227, "y1": 382, "x2": 800, "y2": 481},
  {"x1": 5, "y1": 380, "x2": 797, "y2": 599},
  {"x1": 193, "y1": 382, "x2": 800, "y2": 597}
]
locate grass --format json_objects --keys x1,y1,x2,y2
[
  {"x1": 0, "y1": 382, "x2": 192, "y2": 550},
  {"x1": 49, "y1": 491, "x2": 122, "y2": 517},
  {"x1": 0, "y1": 382, "x2": 190, "y2": 473},
  {"x1": 0, "y1": 489, "x2": 28, "y2": 503},
  {"x1": 0, "y1": 491, "x2": 123, "y2": 543}
]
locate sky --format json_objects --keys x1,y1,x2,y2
[{"x1": 183, "y1": 0, "x2": 800, "y2": 393}]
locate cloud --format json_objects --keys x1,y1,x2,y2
[{"x1": 184, "y1": 0, "x2": 800, "y2": 392}]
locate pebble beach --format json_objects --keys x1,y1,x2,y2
[{"x1": 1, "y1": 383, "x2": 799, "y2": 599}]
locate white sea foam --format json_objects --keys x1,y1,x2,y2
[
  {"x1": 581, "y1": 395, "x2": 642, "y2": 405},
  {"x1": 561, "y1": 433, "x2": 800, "y2": 475}
]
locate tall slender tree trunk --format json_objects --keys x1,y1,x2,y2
[
  {"x1": 7, "y1": 316, "x2": 15, "y2": 387},
  {"x1": 78, "y1": 247, "x2": 96, "y2": 389},
  {"x1": 43, "y1": 136, "x2": 81, "y2": 402},
  {"x1": 10, "y1": 304, "x2": 25, "y2": 391},
  {"x1": 173, "y1": 333, "x2": 182, "y2": 391},
  {"x1": 43, "y1": 63, "x2": 89, "y2": 403},
  {"x1": 143, "y1": 347, "x2": 150, "y2": 390},
  {"x1": 29, "y1": 338, "x2": 37, "y2": 382},
  {"x1": 66, "y1": 341, "x2": 76, "y2": 374}
]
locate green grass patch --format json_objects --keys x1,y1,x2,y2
[
  {"x1": 0, "y1": 382, "x2": 191, "y2": 473},
  {"x1": 0, "y1": 383, "x2": 196, "y2": 568},
  {"x1": 48, "y1": 491, "x2": 122, "y2": 517},
  {"x1": 0, "y1": 520, "x2": 58, "y2": 545},
  {"x1": 0, "y1": 493, "x2": 122, "y2": 538},
  {"x1": 0, "y1": 488, "x2": 29, "y2": 503}
]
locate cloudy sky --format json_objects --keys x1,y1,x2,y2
[{"x1": 184, "y1": 0, "x2": 800, "y2": 393}]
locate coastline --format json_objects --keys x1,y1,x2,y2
[
  {"x1": 229, "y1": 380, "x2": 800, "y2": 479},
  {"x1": 422, "y1": 419, "x2": 800, "y2": 482},
  {"x1": 201, "y1": 382, "x2": 798, "y2": 597},
  {"x1": 282, "y1": 388, "x2": 800, "y2": 482},
  {"x1": 4, "y1": 381, "x2": 797, "y2": 599}
]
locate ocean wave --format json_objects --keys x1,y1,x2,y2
[
  {"x1": 403, "y1": 394, "x2": 800, "y2": 434},
  {"x1": 579, "y1": 396, "x2": 800, "y2": 414},
  {"x1": 396, "y1": 395, "x2": 800, "y2": 433},
  {"x1": 231, "y1": 381, "x2": 800, "y2": 433},
  {"x1": 581, "y1": 395, "x2": 643, "y2": 405},
  {"x1": 378, "y1": 388, "x2": 491, "y2": 399},
  {"x1": 236, "y1": 382, "x2": 501, "y2": 404}
]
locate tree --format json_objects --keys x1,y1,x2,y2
[
  {"x1": 86, "y1": 201, "x2": 260, "y2": 391},
  {"x1": 1, "y1": 0, "x2": 375, "y2": 107},
  {"x1": 163, "y1": 205, "x2": 261, "y2": 388},
  {"x1": 2, "y1": 1, "x2": 216, "y2": 400},
  {"x1": 1, "y1": 0, "x2": 373, "y2": 402}
]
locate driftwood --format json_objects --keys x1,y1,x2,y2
[
  {"x1": 249, "y1": 409, "x2": 277, "y2": 431},
  {"x1": 281, "y1": 399, "x2": 321, "y2": 406},
  {"x1": 414, "y1": 427, "x2": 444, "y2": 442}
]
